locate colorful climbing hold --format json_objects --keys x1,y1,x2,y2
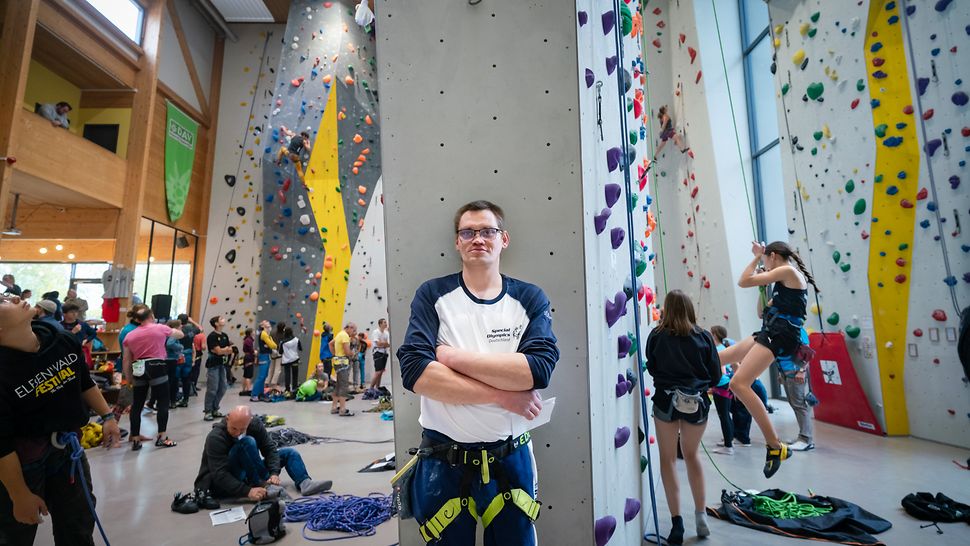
[
  {"x1": 806, "y1": 82, "x2": 824, "y2": 100},
  {"x1": 614, "y1": 426, "x2": 631, "y2": 448},
  {"x1": 594, "y1": 516, "x2": 616, "y2": 546},
  {"x1": 931, "y1": 309, "x2": 947, "y2": 321},
  {"x1": 827, "y1": 312, "x2": 840, "y2": 325},
  {"x1": 624, "y1": 498, "x2": 641, "y2": 522},
  {"x1": 853, "y1": 199, "x2": 867, "y2": 215},
  {"x1": 845, "y1": 325, "x2": 861, "y2": 338}
]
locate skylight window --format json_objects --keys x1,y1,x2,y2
[{"x1": 85, "y1": 0, "x2": 144, "y2": 44}]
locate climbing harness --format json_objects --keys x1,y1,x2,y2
[
  {"x1": 284, "y1": 493, "x2": 392, "y2": 541},
  {"x1": 407, "y1": 432, "x2": 540, "y2": 543},
  {"x1": 52, "y1": 431, "x2": 111, "y2": 546}
]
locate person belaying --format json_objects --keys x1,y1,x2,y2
[
  {"x1": 717, "y1": 241, "x2": 819, "y2": 478},
  {"x1": 275, "y1": 130, "x2": 312, "y2": 185},
  {"x1": 251, "y1": 320, "x2": 277, "y2": 403},
  {"x1": 396, "y1": 200, "x2": 559, "y2": 545},
  {"x1": 0, "y1": 293, "x2": 122, "y2": 544}
]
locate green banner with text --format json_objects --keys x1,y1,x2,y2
[{"x1": 164, "y1": 101, "x2": 198, "y2": 222}]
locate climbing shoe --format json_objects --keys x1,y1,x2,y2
[
  {"x1": 194, "y1": 489, "x2": 221, "y2": 510},
  {"x1": 764, "y1": 443, "x2": 792, "y2": 478},
  {"x1": 171, "y1": 492, "x2": 199, "y2": 514},
  {"x1": 666, "y1": 515, "x2": 685, "y2": 545}
]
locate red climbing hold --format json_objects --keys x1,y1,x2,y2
[
  {"x1": 851, "y1": 98, "x2": 860, "y2": 109},
  {"x1": 894, "y1": 274, "x2": 907, "y2": 284},
  {"x1": 688, "y1": 46, "x2": 697, "y2": 64},
  {"x1": 916, "y1": 187, "x2": 928, "y2": 200},
  {"x1": 902, "y1": 104, "x2": 914, "y2": 115},
  {"x1": 695, "y1": 70, "x2": 702, "y2": 84},
  {"x1": 282, "y1": 178, "x2": 292, "y2": 192},
  {"x1": 896, "y1": 258, "x2": 907, "y2": 267},
  {"x1": 656, "y1": 20, "x2": 666, "y2": 29},
  {"x1": 652, "y1": 38, "x2": 662, "y2": 48},
  {"x1": 861, "y1": 230, "x2": 870, "y2": 240},
  {"x1": 690, "y1": 186, "x2": 699, "y2": 198},
  {"x1": 679, "y1": 33, "x2": 686, "y2": 44},
  {"x1": 948, "y1": 409, "x2": 956, "y2": 416},
  {"x1": 703, "y1": 280, "x2": 711, "y2": 289},
  {"x1": 931, "y1": 309, "x2": 947, "y2": 321},
  {"x1": 872, "y1": 57, "x2": 885, "y2": 67},
  {"x1": 913, "y1": 328, "x2": 923, "y2": 337},
  {"x1": 687, "y1": 270, "x2": 694, "y2": 278},
  {"x1": 652, "y1": 7, "x2": 661, "y2": 15},
  {"x1": 922, "y1": 109, "x2": 934, "y2": 120},
  {"x1": 962, "y1": 127, "x2": 970, "y2": 137},
  {"x1": 687, "y1": 230, "x2": 694, "y2": 238},
  {"x1": 900, "y1": 199, "x2": 913, "y2": 208}
]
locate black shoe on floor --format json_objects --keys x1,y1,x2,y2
[
  {"x1": 194, "y1": 489, "x2": 221, "y2": 510},
  {"x1": 171, "y1": 492, "x2": 199, "y2": 514}
]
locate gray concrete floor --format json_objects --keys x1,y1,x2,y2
[{"x1": 31, "y1": 387, "x2": 970, "y2": 545}]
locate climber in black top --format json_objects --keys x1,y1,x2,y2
[
  {"x1": 275, "y1": 130, "x2": 312, "y2": 186},
  {"x1": 718, "y1": 241, "x2": 819, "y2": 479}
]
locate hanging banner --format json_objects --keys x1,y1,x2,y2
[{"x1": 164, "y1": 101, "x2": 198, "y2": 221}]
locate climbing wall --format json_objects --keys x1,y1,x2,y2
[
  {"x1": 203, "y1": 24, "x2": 285, "y2": 334},
  {"x1": 575, "y1": 1, "x2": 658, "y2": 543},
  {"x1": 767, "y1": 0, "x2": 969, "y2": 443},
  {"x1": 642, "y1": 0, "x2": 763, "y2": 342},
  {"x1": 255, "y1": 0, "x2": 383, "y2": 380}
]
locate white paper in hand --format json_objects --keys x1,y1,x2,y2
[{"x1": 525, "y1": 397, "x2": 556, "y2": 431}]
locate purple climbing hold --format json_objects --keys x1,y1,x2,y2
[
  {"x1": 949, "y1": 175, "x2": 960, "y2": 189},
  {"x1": 610, "y1": 227, "x2": 625, "y2": 249},
  {"x1": 615, "y1": 374, "x2": 628, "y2": 397},
  {"x1": 964, "y1": 273, "x2": 970, "y2": 284},
  {"x1": 872, "y1": 70, "x2": 887, "y2": 79},
  {"x1": 614, "y1": 426, "x2": 631, "y2": 448},
  {"x1": 594, "y1": 516, "x2": 617, "y2": 546},
  {"x1": 952, "y1": 91, "x2": 969, "y2": 106},
  {"x1": 607, "y1": 147, "x2": 622, "y2": 172},
  {"x1": 594, "y1": 208, "x2": 612, "y2": 234},
  {"x1": 606, "y1": 55, "x2": 619, "y2": 75},
  {"x1": 578, "y1": 11, "x2": 588, "y2": 26},
  {"x1": 602, "y1": 10, "x2": 616, "y2": 34},
  {"x1": 917, "y1": 77, "x2": 929, "y2": 96},
  {"x1": 605, "y1": 183, "x2": 622, "y2": 207},
  {"x1": 586, "y1": 68, "x2": 595, "y2": 88},
  {"x1": 935, "y1": 0, "x2": 953, "y2": 12},
  {"x1": 605, "y1": 291, "x2": 628, "y2": 327},
  {"x1": 618, "y1": 335, "x2": 632, "y2": 358},
  {"x1": 624, "y1": 498, "x2": 641, "y2": 522},
  {"x1": 925, "y1": 139, "x2": 942, "y2": 156}
]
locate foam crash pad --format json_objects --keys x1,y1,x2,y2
[{"x1": 807, "y1": 332, "x2": 884, "y2": 436}]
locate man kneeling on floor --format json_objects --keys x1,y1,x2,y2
[{"x1": 193, "y1": 405, "x2": 332, "y2": 504}]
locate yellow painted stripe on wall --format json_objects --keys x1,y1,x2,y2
[
  {"x1": 305, "y1": 88, "x2": 351, "y2": 377},
  {"x1": 864, "y1": 0, "x2": 917, "y2": 435}
]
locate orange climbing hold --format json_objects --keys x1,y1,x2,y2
[
  {"x1": 353, "y1": 161, "x2": 363, "y2": 167},
  {"x1": 338, "y1": 111, "x2": 347, "y2": 120},
  {"x1": 324, "y1": 256, "x2": 335, "y2": 269},
  {"x1": 345, "y1": 75, "x2": 355, "y2": 85},
  {"x1": 352, "y1": 167, "x2": 359, "y2": 175},
  {"x1": 365, "y1": 115, "x2": 373, "y2": 125},
  {"x1": 209, "y1": 297, "x2": 219, "y2": 304},
  {"x1": 309, "y1": 292, "x2": 319, "y2": 301},
  {"x1": 323, "y1": 74, "x2": 333, "y2": 84},
  {"x1": 361, "y1": 148, "x2": 371, "y2": 155},
  {"x1": 356, "y1": 154, "x2": 367, "y2": 162},
  {"x1": 353, "y1": 134, "x2": 363, "y2": 144},
  {"x1": 315, "y1": 272, "x2": 322, "y2": 279},
  {"x1": 358, "y1": 185, "x2": 367, "y2": 194},
  {"x1": 357, "y1": 198, "x2": 366, "y2": 206}
]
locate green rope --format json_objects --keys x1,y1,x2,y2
[
  {"x1": 638, "y1": 12, "x2": 669, "y2": 294},
  {"x1": 709, "y1": 0, "x2": 758, "y2": 239},
  {"x1": 752, "y1": 492, "x2": 833, "y2": 519}
]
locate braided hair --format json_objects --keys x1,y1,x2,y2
[{"x1": 765, "y1": 241, "x2": 820, "y2": 292}]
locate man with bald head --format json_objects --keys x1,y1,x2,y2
[
  {"x1": 328, "y1": 321, "x2": 357, "y2": 416},
  {"x1": 194, "y1": 405, "x2": 332, "y2": 502}
]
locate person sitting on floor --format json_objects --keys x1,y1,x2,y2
[
  {"x1": 295, "y1": 379, "x2": 326, "y2": 402},
  {"x1": 193, "y1": 405, "x2": 332, "y2": 502}
]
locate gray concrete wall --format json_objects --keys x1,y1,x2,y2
[{"x1": 377, "y1": 1, "x2": 594, "y2": 544}]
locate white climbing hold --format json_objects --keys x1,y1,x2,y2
[{"x1": 300, "y1": 214, "x2": 311, "y2": 225}]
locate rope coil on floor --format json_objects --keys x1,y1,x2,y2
[{"x1": 284, "y1": 493, "x2": 393, "y2": 541}]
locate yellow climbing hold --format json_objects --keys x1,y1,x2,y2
[
  {"x1": 774, "y1": 37, "x2": 781, "y2": 48},
  {"x1": 799, "y1": 23, "x2": 810, "y2": 36},
  {"x1": 774, "y1": 24, "x2": 784, "y2": 34},
  {"x1": 810, "y1": 303, "x2": 820, "y2": 315},
  {"x1": 822, "y1": 124, "x2": 831, "y2": 139},
  {"x1": 792, "y1": 49, "x2": 806, "y2": 66}
]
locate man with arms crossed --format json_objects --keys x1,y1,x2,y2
[{"x1": 397, "y1": 200, "x2": 559, "y2": 545}]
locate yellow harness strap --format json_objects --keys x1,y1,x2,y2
[
  {"x1": 418, "y1": 497, "x2": 477, "y2": 543},
  {"x1": 481, "y1": 488, "x2": 541, "y2": 528}
]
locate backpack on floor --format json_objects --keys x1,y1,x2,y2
[
  {"x1": 901, "y1": 492, "x2": 970, "y2": 524},
  {"x1": 241, "y1": 500, "x2": 287, "y2": 544}
]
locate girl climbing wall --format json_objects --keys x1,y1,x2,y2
[{"x1": 717, "y1": 241, "x2": 819, "y2": 478}]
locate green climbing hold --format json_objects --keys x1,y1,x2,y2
[
  {"x1": 813, "y1": 131, "x2": 824, "y2": 141},
  {"x1": 335, "y1": 186, "x2": 342, "y2": 193},
  {"x1": 845, "y1": 179, "x2": 855, "y2": 193},
  {"x1": 874, "y1": 174, "x2": 883, "y2": 183},
  {"x1": 338, "y1": 138, "x2": 344, "y2": 145},
  {"x1": 853, "y1": 199, "x2": 867, "y2": 215},
  {"x1": 361, "y1": 81, "x2": 369, "y2": 89},
  {"x1": 898, "y1": 243, "x2": 909, "y2": 250},
  {"x1": 620, "y1": 3, "x2": 633, "y2": 35},
  {"x1": 826, "y1": 312, "x2": 840, "y2": 325},
  {"x1": 806, "y1": 82, "x2": 824, "y2": 100},
  {"x1": 321, "y1": 227, "x2": 328, "y2": 233},
  {"x1": 811, "y1": 147, "x2": 818, "y2": 156},
  {"x1": 874, "y1": 124, "x2": 888, "y2": 138},
  {"x1": 840, "y1": 263, "x2": 852, "y2": 272},
  {"x1": 781, "y1": 83, "x2": 790, "y2": 95},
  {"x1": 807, "y1": 27, "x2": 817, "y2": 38},
  {"x1": 640, "y1": 455, "x2": 649, "y2": 473},
  {"x1": 629, "y1": 193, "x2": 639, "y2": 210},
  {"x1": 629, "y1": 131, "x2": 638, "y2": 145},
  {"x1": 347, "y1": 65, "x2": 354, "y2": 72},
  {"x1": 833, "y1": 250, "x2": 841, "y2": 263},
  {"x1": 810, "y1": 11, "x2": 820, "y2": 22},
  {"x1": 845, "y1": 325, "x2": 861, "y2": 338},
  {"x1": 856, "y1": 79, "x2": 865, "y2": 91},
  {"x1": 635, "y1": 259, "x2": 647, "y2": 277}
]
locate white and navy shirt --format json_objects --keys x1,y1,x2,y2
[{"x1": 397, "y1": 273, "x2": 559, "y2": 443}]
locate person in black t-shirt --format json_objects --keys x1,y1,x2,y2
[
  {"x1": 645, "y1": 290, "x2": 721, "y2": 546},
  {"x1": 0, "y1": 293, "x2": 121, "y2": 544},
  {"x1": 204, "y1": 316, "x2": 233, "y2": 422},
  {"x1": 274, "y1": 131, "x2": 312, "y2": 184}
]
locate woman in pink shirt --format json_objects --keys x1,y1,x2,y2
[{"x1": 122, "y1": 305, "x2": 184, "y2": 450}]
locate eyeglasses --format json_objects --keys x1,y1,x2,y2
[{"x1": 456, "y1": 227, "x2": 503, "y2": 241}]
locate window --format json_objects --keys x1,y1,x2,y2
[
  {"x1": 134, "y1": 218, "x2": 198, "y2": 320},
  {"x1": 2, "y1": 262, "x2": 109, "y2": 321},
  {"x1": 739, "y1": 0, "x2": 785, "y2": 241},
  {"x1": 84, "y1": 0, "x2": 144, "y2": 44}
]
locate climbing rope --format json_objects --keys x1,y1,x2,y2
[
  {"x1": 284, "y1": 493, "x2": 393, "y2": 541},
  {"x1": 60, "y1": 432, "x2": 111, "y2": 546},
  {"x1": 611, "y1": 1, "x2": 661, "y2": 543},
  {"x1": 200, "y1": 31, "x2": 273, "y2": 321},
  {"x1": 751, "y1": 492, "x2": 833, "y2": 519},
  {"x1": 899, "y1": 0, "x2": 963, "y2": 315}
]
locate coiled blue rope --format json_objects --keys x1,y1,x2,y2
[
  {"x1": 284, "y1": 493, "x2": 392, "y2": 541},
  {"x1": 58, "y1": 432, "x2": 111, "y2": 546}
]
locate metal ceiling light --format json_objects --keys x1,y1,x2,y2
[{"x1": 2, "y1": 193, "x2": 22, "y2": 236}]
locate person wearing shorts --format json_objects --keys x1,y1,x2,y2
[
  {"x1": 645, "y1": 290, "x2": 721, "y2": 545},
  {"x1": 369, "y1": 319, "x2": 390, "y2": 389},
  {"x1": 328, "y1": 322, "x2": 356, "y2": 416}
]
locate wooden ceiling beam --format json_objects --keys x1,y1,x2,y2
[{"x1": 165, "y1": 0, "x2": 210, "y2": 121}]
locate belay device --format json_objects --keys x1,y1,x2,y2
[{"x1": 240, "y1": 500, "x2": 287, "y2": 544}]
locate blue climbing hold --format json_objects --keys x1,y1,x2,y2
[
  {"x1": 935, "y1": 0, "x2": 953, "y2": 12},
  {"x1": 886, "y1": 185, "x2": 899, "y2": 195},
  {"x1": 870, "y1": 42, "x2": 883, "y2": 53},
  {"x1": 952, "y1": 91, "x2": 969, "y2": 106},
  {"x1": 920, "y1": 219, "x2": 931, "y2": 228},
  {"x1": 887, "y1": 15, "x2": 898, "y2": 24},
  {"x1": 266, "y1": 194, "x2": 274, "y2": 203},
  {"x1": 873, "y1": 70, "x2": 888, "y2": 79},
  {"x1": 883, "y1": 136, "x2": 903, "y2": 147},
  {"x1": 944, "y1": 276, "x2": 958, "y2": 287},
  {"x1": 906, "y1": 5, "x2": 916, "y2": 15},
  {"x1": 871, "y1": 98, "x2": 881, "y2": 108},
  {"x1": 897, "y1": 171, "x2": 907, "y2": 179},
  {"x1": 927, "y1": 202, "x2": 937, "y2": 212},
  {"x1": 918, "y1": 77, "x2": 929, "y2": 96},
  {"x1": 931, "y1": 48, "x2": 941, "y2": 56},
  {"x1": 885, "y1": 1, "x2": 895, "y2": 9},
  {"x1": 949, "y1": 175, "x2": 960, "y2": 189},
  {"x1": 925, "y1": 139, "x2": 942, "y2": 156}
]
